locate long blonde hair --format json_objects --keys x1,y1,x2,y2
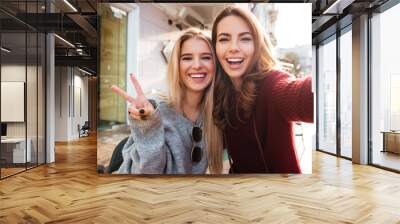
[
  {"x1": 212, "y1": 6, "x2": 277, "y2": 130},
  {"x1": 166, "y1": 28, "x2": 223, "y2": 174}
]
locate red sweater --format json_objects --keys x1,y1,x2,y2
[{"x1": 225, "y1": 70, "x2": 314, "y2": 173}]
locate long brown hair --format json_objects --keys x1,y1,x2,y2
[
  {"x1": 212, "y1": 6, "x2": 277, "y2": 130},
  {"x1": 166, "y1": 28, "x2": 223, "y2": 173}
]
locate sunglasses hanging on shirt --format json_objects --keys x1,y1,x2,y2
[{"x1": 191, "y1": 126, "x2": 203, "y2": 163}]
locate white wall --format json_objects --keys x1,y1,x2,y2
[
  {"x1": 54, "y1": 67, "x2": 89, "y2": 141},
  {"x1": 55, "y1": 67, "x2": 68, "y2": 141},
  {"x1": 134, "y1": 4, "x2": 178, "y2": 94},
  {"x1": 1, "y1": 82, "x2": 25, "y2": 122},
  {"x1": 72, "y1": 73, "x2": 89, "y2": 137}
]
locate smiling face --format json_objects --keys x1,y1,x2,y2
[
  {"x1": 215, "y1": 15, "x2": 255, "y2": 89},
  {"x1": 179, "y1": 37, "x2": 215, "y2": 94}
]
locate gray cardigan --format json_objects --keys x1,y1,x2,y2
[{"x1": 117, "y1": 100, "x2": 208, "y2": 174}]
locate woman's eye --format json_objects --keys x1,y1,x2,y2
[
  {"x1": 181, "y1": 57, "x2": 192, "y2": 61},
  {"x1": 241, "y1": 37, "x2": 252, "y2": 42},
  {"x1": 202, "y1": 56, "x2": 212, "y2": 60},
  {"x1": 218, "y1": 38, "x2": 228, "y2": 42}
]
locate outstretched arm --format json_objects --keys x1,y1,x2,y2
[
  {"x1": 118, "y1": 108, "x2": 167, "y2": 174},
  {"x1": 272, "y1": 73, "x2": 314, "y2": 123},
  {"x1": 112, "y1": 74, "x2": 167, "y2": 174}
]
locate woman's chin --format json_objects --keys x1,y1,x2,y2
[
  {"x1": 225, "y1": 70, "x2": 245, "y2": 80},
  {"x1": 185, "y1": 84, "x2": 209, "y2": 93}
]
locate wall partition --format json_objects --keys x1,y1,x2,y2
[
  {"x1": 0, "y1": 1, "x2": 46, "y2": 179},
  {"x1": 0, "y1": 31, "x2": 28, "y2": 177}
]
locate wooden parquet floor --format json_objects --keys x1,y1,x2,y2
[{"x1": 1, "y1": 135, "x2": 400, "y2": 224}]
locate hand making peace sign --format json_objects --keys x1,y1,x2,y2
[{"x1": 111, "y1": 74, "x2": 155, "y2": 120}]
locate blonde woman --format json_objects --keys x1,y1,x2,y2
[{"x1": 111, "y1": 28, "x2": 223, "y2": 174}]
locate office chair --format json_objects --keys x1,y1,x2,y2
[{"x1": 79, "y1": 121, "x2": 90, "y2": 138}]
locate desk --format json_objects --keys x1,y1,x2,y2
[
  {"x1": 1, "y1": 138, "x2": 31, "y2": 163},
  {"x1": 381, "y1": 131, "x2": 400, "y2": 154}
]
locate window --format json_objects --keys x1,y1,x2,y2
[
  {"x1": 98, "y1": 4, "x2": 128, "y2": 129},
  {"x1": 317, "y1": 36, "x2": 337, "y2": 154},
  {"x1": 371, "y1": 2, "x2": 400, "y2": 171},
  {"x1": 339, "y1": 28, "x2": 352, "y2": 158}
]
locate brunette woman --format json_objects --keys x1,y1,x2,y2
[{"x1": 212, "y1": 6, "x2": 313, "y2": 173}]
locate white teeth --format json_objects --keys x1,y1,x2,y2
[
  {"x1": 226, "y1": 58, "x2": 244, "y2": 64},
  {"x1": 227, "y1": 58, "x2": 243, "y2": 62},
  {"x1": 190, "y1": 73, "x2": 206, "y2": 78}
]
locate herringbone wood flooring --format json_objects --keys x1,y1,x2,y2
[{"x1": 1, "y1": 134, "x2": 400, "y2": 223}]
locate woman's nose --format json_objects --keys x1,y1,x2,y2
[
  {"x1": 228, "y1": 39, "x2": 240, "y2": 53},
  {"x1": 192, "y1": 58, "x2": 202, "y2": 69}
]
